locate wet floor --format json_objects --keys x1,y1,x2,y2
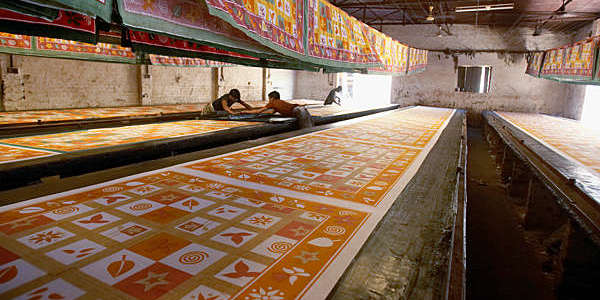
[{"x1": 466, "y1": 127, "x2": 555, "y2": 300}]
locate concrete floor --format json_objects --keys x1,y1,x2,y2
[{"x1": 466, "y1": 127, "x2": 555, "y2": 300}]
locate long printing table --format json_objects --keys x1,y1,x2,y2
[
  {"x1": 0, "y1": 106, "x2": 466, "y2": 300},
  {"x1": 484, "y1": 111, "x2": 600, "y2": 243},
  {"x1": 0, "y1": 101, "x2": 398, "y2": 137}
]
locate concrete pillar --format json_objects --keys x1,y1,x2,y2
[
  {"x1": 262, "y1": 68, "x2": 269, "y2": 101},
  {"x1": 211, "y1": 67, "x2": 219, "y2": 101},
  {"x1": 139, "y1": 64, "x2": 152, "y2": 106},
  {"x1": 1, "y1": 58, "x2": 25, "y2": 111},
  {"x1": 500, "y1": 147, "x2": 514, "y2": 184}
]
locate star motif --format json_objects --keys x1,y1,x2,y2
[
  {"x1": 7, "y1": 217, "x2": 36, "y2": 229},
  {"x1": 289, "y1": 226, "x2": 310, "y2": 238},
  {"x1": 134, "y1": 271, "x2": 170, "y2": 292},
  {"x1": 293, "y1": 251, "x2": 319, "y2": 264},
  {"x1": 29, "y1": 230, "x2": 63, "y2": 244}
]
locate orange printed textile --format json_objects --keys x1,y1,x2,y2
[
  {"x1": 0, "y1": 144, "x2": 58, "y2": 163},
  {"x1": 0, "y1": 120, "x2": 255, "y2": 163},
  {"x1": 0, "y1": 104, "x2": 210, "y2": 126},
  {"x1": 184, "y1": 107, "x2": 454, "y2": 206},
  {"x1": 497, "y1": 112, "x2": 600, "y2": 176},
  {"x1": 0, "y1": 106, "x2": 454, "y2": 300},
  {"x1": 0, "y1": 33, "x2": 136, "y2": 63}
]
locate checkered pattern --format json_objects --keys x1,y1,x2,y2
[
  {"x1": 0, "y1": 107, "x2": 454, "y2": 300},
  {"x1": 498, "y1": 112, "x2": 600, "y2": 175},
  {"x1": 186, "y1": 107, "x2": 453, "y2": 205},
  {"x1": 0, "y1": 120, "x2": 255, "y2": 163},
  {"x1": 542, "y1": 47, "x2": 566, "y2": 75},
  {"x1": 0, "y1": 104, "x2": 209, "y2": 126},
  {"x1": 0, "y1": 171, "x2": 367, "y2": 300},
  {"x1": 563, "y1": 38, "x2": 597, "y2": 77}
]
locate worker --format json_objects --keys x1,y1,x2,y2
[
  {"x1": 243, "y1": 91, "x2": 314, "y2": 128},
  {"x1": 201, "y1": 89, "x2": 253, "y2": 115},
  {"x1": 324, "y1": 86, "x2": 342, "y2": 106}
]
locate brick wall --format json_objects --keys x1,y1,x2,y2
[{"x1": 0, "y1": 55, "x2": 289, "y2": 111}]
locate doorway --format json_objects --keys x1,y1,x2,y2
[{"x1": 338, "y1": 73, "x2": 392, "y2": 108}]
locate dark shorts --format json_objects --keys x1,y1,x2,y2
[{"x1": 292, "y1": 106, "x2": 313, "y2": 129}]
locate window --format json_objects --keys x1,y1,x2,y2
[{"x1": 457, "y1": 66, "x2": 492, "y2": 93}]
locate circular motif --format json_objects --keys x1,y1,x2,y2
[
  {"x1": 267, "y1": 241, "x2": 293, "y2": 254},
  {"x1": 323, "y1": 225, "x2": 346, "y2": 236},
  {"x1": 130, "y1": 203, "x2": 153, "y2": 211},
  {"x1": 178, "y1": 251, "x2": 208, "y2": 265},
  {"x1": 102, "y1": 186, "x2": 123, "y2": 193},
  {"x1": 52, "y1": 206, "x2": 78, "y2": 215}
]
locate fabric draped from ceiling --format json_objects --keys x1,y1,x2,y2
[
  {"x1": 526, "y1": 51, "x2": 544, "y2": 78},
  {"x1": 305, "y1": 0, "x2": 380, "y2": 68},
  {"x1": 148, "y1": 54, "x2": 234, "y2": 67},
  {"x1": 408, "y1": 47, "x2": 428, "y2": 74},
  {"x1": 2, "y1": 0, "x2": 429, "y2": 73},
  {"x1": 0, "y1": 32, "x2": 138, "y2": 63},
  {"x1": 367, "y1": 27, "x2": 409, "y2": 76},
  {"x1": 0, "y1": 8, "x2": 97, "y2": 43}
]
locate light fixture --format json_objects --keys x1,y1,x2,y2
[
  {"x1": 455, "y1": 3, "x2": 514, "y2": 13},
  {"x1": 426, "y1": 6, "x2": 435, "y2": 21}
]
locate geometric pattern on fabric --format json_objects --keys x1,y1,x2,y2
[
  {"x1": 0, "y1": 106, "x2": 455, "y2": 300},
  {"x1": 497, "y1": 112, "x2": 600, "y2": 176},
  {"x1": 0, "y1": 120, "x2": 256, "y2": 163},
  {"x1": 184, "y1": 107, "x2": 453, "y2": 206}
]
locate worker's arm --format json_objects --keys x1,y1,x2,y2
[
  {"x1": 333, "y1": 96, "x2": 341, "y2": 106},
  {"x1": 221, "y1": 98, "x2": 238, "y2": 115},
  {"x1": 238, "y1": 100, "x2": 253, "y2": 110},
  {"x1": 243, "y1": 106, "x2": 272, "y2": 114}
]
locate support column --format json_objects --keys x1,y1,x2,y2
[
  {"x1": 262, "y1": 68, "x2": 269, "y2": 101},
  {"x1": 139, "y1": 64, "x2": 152, "y2": 106},
  {"x1": 1, "y1": 55, "x2": 25, "y2": 111},
  {"x1": 524, "y1": 178, "x2": 567, "y2": 232},
  {"x1": 211, "y1": 67, "x2": 219, "y2": 101}
]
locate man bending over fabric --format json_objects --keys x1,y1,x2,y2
[
  {"x1": 201, "y1": 89, "x2": 253, "y2": 115},
  {"x1": 243, "y1": 91, "x2": 314, "y2": 128},
  {"x1": 324, "y1": 86, "x2": 342, "y2": 106}
]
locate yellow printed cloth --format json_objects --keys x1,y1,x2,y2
[
  {"x1": 0, "y1": 120, "x2": 256, "y2": 163},
  {"x1": 307, "y1": 0, "x2": 379, "y2": 65},
  {"x1": 408, "y1": 47, "x2": 428, "y2": 73},
  {"x1": 541, "y1": 47, "x2": 566, "y2": 76},
  {"x1": 0, "y1": 106, "x2": 455, "y2": 300},
  {"x1": 367, "y1": 28, "x2": 409, "y2": 74},
  {"x1": 526, "y1": 51, "x2": 544, "y2": 77},
  {"x1": 497, "y1": 112, "x2": 600, "y2": 175},
  {"x1": 563, "y1": 37, "x2": 598, "y2": 78}
]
